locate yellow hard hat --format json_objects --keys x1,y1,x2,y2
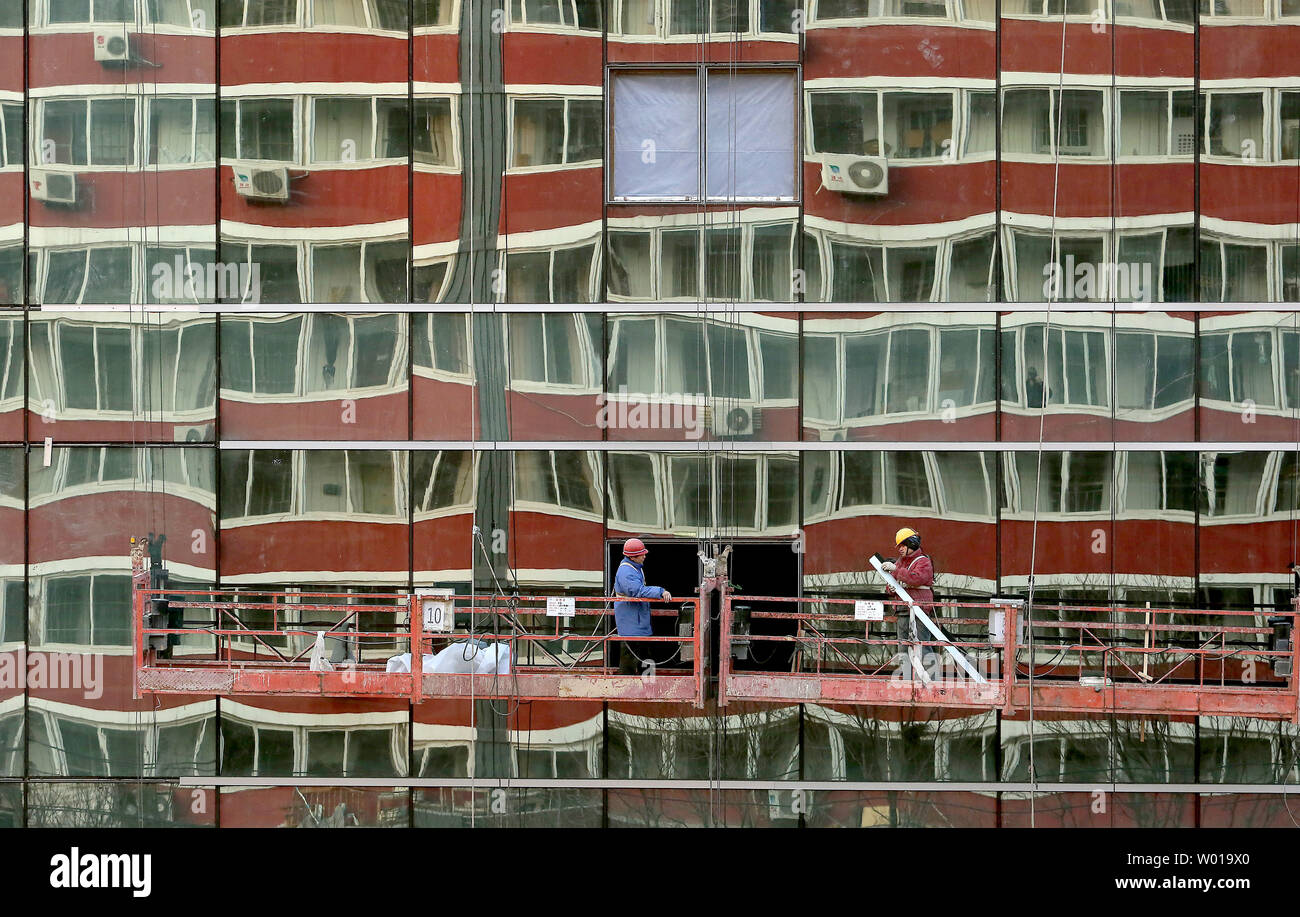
[{"x1": 895, "y1": 527, "x2": 918, "y2": 546}]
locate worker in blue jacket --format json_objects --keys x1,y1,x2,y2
[{"x1": 613, "y1": 537, "x2": 672, "y2": 675}]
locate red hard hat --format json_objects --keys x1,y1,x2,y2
[{"x1": 622, "y1": 538, "x2": 648, "y2": 558}]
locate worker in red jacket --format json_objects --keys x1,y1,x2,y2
[{"x1": 879, "y1": 527, "x2": 935, "y2": 655}]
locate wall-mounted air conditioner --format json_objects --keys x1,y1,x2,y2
[
  {"x1": 93, "y1": 26, "x2": 131, "y2": 63},
  {"x1": 232, "y1": 166, "x2": 292, "y2": 203},
  {"x1": 30, "y1": 169, "x2": 77, "y2": 205},
  {"x1": 820, "y1": 154, "x2": 888, "y2": 196},
  {"x1": 708, "y1": 405, "x2": 760, "y2": 438}
]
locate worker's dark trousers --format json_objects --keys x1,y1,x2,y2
[{"x1": 618, "y1": 639, "x2": 652, "y2": 675}]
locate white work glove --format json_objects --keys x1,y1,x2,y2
[{"x1": 880, "y1": 561, "x2": 896, "y2": 572}]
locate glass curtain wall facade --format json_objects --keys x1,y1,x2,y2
[{"x1": 1, "y1": 0, "x2": 1300, "y2": 827}]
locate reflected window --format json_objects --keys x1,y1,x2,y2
[
  {"x1": 1116, "y1": 329, "x2": 1193, "y2": 411},
  {"x1": 48, "y1": 0, "x2": 133, "y2": 22},
  {"x1": 1005, "y1": 452, "x2": 1110, "y2": 514},
  {"x1": 147, "y1": 98, "x2": 216, "y2": 165},
  {"x1": 1200, "y1": 328, "x2": 1276, "y2": 406},
  {"x1": 815, "y1": 0, "x2": 949, "y2": 17},
  {"x1": 413, "y1": 451, "x2": 473, "y2": 512},
  {"x1": 299, "y1": 452, "x2": 400, "y2": 515},
  {"x1": 1002, "y1": 88, "x2": 1105, "y2": 157},
  {"x1": 147, "y1": 0, "x2": 217, "y2": 27},
  {"x1": 504, "y1": 244, "x2": 600, "y2": 303},
  {"x1": 0, "y1": 318, "x2": 21, "y2": 398},
  {"x1": 1280, "y1": 91, "x2": 1300, "y2": 161},
  {"x1": 413, "y1": 313, "x2": 471, "y2": 375},
  {"x1": 44, "y1": 573, "x2": 131, "y2": 646},
  {"x1": 933, "y1": 452, "x2": 993, "y2": 515},
  {"x1": 220, "y1": 0, "x2": 300, "y2": 26},
  {"x1": 515, "y1": 451, "x2": 601, "y2": 513},
  {"x1": 508, "y1": 313, "x2": 599, "y2": 385},
  {"x1": 1118, "y1": 89, "x2": 1196, "y2": 157},
  {"x1": 311, "y1": 97, "x2": 407, "y2": 163},
  {"x1": 1205, "y1": 452, "x2": 1266, "y2": 517},
  {"x1": 219, "y1": 98, "x2": 296, "y2": 162},
  {"x1": 511, "y1": 0, "x2": 603, "y2": 28},
  {"x1": 1125, "y1": 452, "x2": 1197, "y2": 512},
  {"x1": 219, "y1": 243, "x2": 302, "y2": 303},
  {"x1": 312, "y1": 0, "x2": 408, "y2": 28},
  {"x1": 609, "y1": 452, "x2": 660, "y2": 527},
  {"x1": 948, "y1": 233, "x2": 996, "y2": 302},
  {"x1": 220, "y1": 316, "x2": 303, "y2": 394},
  {"x1": 41, "y1": 98, "x2": 137, "y2": 166},
  {"x1": 221, "y1": 450, "x2": 293, "y2": 518},
  {"x1": 1198, "y1": 0, "x2": 1265, "y2": 15},
  {"x1": 511, "y1": 98, "x2": 602, "y2": 168},
  {"x1": 414, "y1": 97, "x2": 456, "y2": 167},
  {"x1": 1114, "y1": 0, "x2": 1194, "y2": 20},
  {"x1": 310, "y1": 240, "x2": 408, "y2": 303},
  {"x1": 39, "y1": 247, "x2": 133, "y2": 305},
  {"x1": 1204, "y1": 91, "x2": 1264, "y2": 159},
  {"x1": 145, "y1": 246, "x2": 217, "y2": 304},
  {"x1": 841, "y1": 452, "x2": 933, "y2": 509},
  {"x1": 1, "y1": 103, "x2": 21, "y2": 169},
  {"x1": 413, "y1": 261, "x2": 452, "y2": 303},
  {"x1": 1199, "y1": 238, "x2": 1268, "y2": 303},
  {"x1": 1004, "y1": 0, "x2": 1097, "y2": 11},
  {"x1": 808, "y1": 89, "x2": 961, "y2": 162},
  {"x1": 1003, "y1": 324, "x2": 1107, "y2": 407}
]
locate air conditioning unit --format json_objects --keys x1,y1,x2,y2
[
  {"x1": 232, "y1": 166, "x2": 291, "y2": 203},
  {"x1": 29, "y1": 169, "x2": 77, "y2": 205},
  {"x1": 820, "y1": 154, "x2": 888, "y2": 196},
  {"x1": 93, "y1": 26, "x2": 131, "y2": 63},
  {"x1": 707, "y1": 404, "x2": 760, "y2": 438},
  {"x1": 172, "y1": 423, "x2": 213, "y2": 443}
]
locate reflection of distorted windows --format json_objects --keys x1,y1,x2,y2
[
  {"x1": 0, "y1": 315, "x2": 23, "y2": 397},
  {"x1": 0, "y1": 2, "x2": 22, "y2": 25},
  {"x1": 414, "y1": 313, "x2": 470, "y2": 375},
  {"x1": 1281, "y1": 92, "x2": 1300, "y2": 161},
  {"x1": 609, "y1": 453, "x2": 660, "y2": 526},
  {"x1": 302, "y1": 451, "x2": 400, "y2": 515},
  {"x1": 220, "y1": 0, "x2": 299, "y2": 26},
  {"x1": 155, "y1": 720, "x2": 210, "y2": 777},
  {"x1": 508, "y1": 313, "x2": 600, "y2": 384},
  {"x1": 1004, "y1": 0, "x2": 1095, "y2": 12},
  {"x1": 1199, "y1": 238, "x2": 1268, "y2": 302},
  {"x1": 1006, "y1": 452, "x2": 1110, "y2": 514},
  {"x1": 1, "y1": 579, "x2": 23, "y2": 644},
  {"x1": 302, "y1": 313, "x2": 402, "y2": 391},
  {"x1": 413, "y1": 0, "x2": 454, "y2": 25},
  {"x1": 39, "y1": 247, "x2": 132, "y2": 305},
  {"x1": 413, "y1": 451, "x2": 472, "y2": 512},
  {"x1": 310, "y1": 240, "x2": 408, "y2": 303},
  {"x1": 413, "y1": 97, "x2": 455, "y2": 167},
  {"x1": 616, "y1": 0, "x2": 798, "y2": 34},
  {"x1": 147, "y1": 98, "x2": 216, "y2": 164},
  {"x1": 1200, "y1": 329, "x2": 1275, "y2": 405},
  {"x1": 809, "y1": 89, "x2": 961, "y2": 160},
  {"x1": 56, "y1": 324, "x2": 131, "y2": 411},
  {"x1": 44, "y1": 573, "x2": 131, "y2": 646},
  {"x1": 1118, "y1": 89, "x2": 1196, "y2": 157},
  {"x1": 0, "y1": 246, "x2": 18, "y2": 303},
  {"x1": 305, "y1": 728, "x2": 399, "y2": 777},
  {"x1": 312, "y1": 0, "x2": 408, "y2": 29},
  {"x1": 48, "y1": 0, "x2": 132, "y2": 23},
  {"x1": 145, "y1": 246, "x2": 217, "y2": 304},
  {"x1": 609, "y1": 224, "x2": 796, "y2": 301},
  {"x1": 1204, "y1": 91, "x2": 1264, "y2": 158},
  {"x1": 418, "y1": 743, "x2": 470, "y2": 777},
  {"x1": 1206, "y1": 452, "x2": 1267, "y2": 517},
  {"x1": 933, "y1": 452, "x2": 994, "y2": 515},
  {"x1": 1, "y1": 103, "x2": 21, "y2": 168},
  {"x1": 511, "y1": 97, "x2": 601, "y2": 168},
  {"x1": 514, "y1": 451, "x2": 601, "y2": 513},
  {"x1": 0, "y1": 713, "x2": 20, "y2": 777},
  {"x1": 218, "y1": 243, "x2": 301, "y2": 303},
  {"x1": 41, "y1": 98, "x2": 136, "y2": 166},
  {"x1": 816, "y1": 0, "x2": 947, "y2": 17},
  {"x1": 1115, "y1": 330, "x2": 1193, "y2": 412},
  {"x1": 938, "y1": 327, "x2": 996, "y2": 407},
  {"x1": 220, "y1": 450, "x2": 293, "y2": 518},
  {"x1": 504, "y1": 244, "x2": 600, "y2": 303},
  {"x1": 412, "y1": 261, "x2": 451, "y2": 303},
  {"x1": 841, "y1": 452, "x2": 933, "y2": 509},
  {"x1": 1002, "y1": 88, "x2": 1105, "y2": 157},
  {"x1": 1113, "y1": 0, "x2": 1194, "y2": 20},
  {"x1": 147, "y1": 0, "x2": 217, "y2": 27},
  {"x1": 1199, "y1": 0, "x2": 1265, "y2": 15},
  {"x1": 827, "y1": 240, "x2": 932, "y2": 302},
  {"x1": 311, "y1": 97, "x2": 407, "y2": 163},
  {"x1": 1200, "y1": 728, "x2": 1278, "y2": 784},
  {"x1": 219, "y1": 98, "x2": 295, "y2": 161},
  {"x1": 220, "y1": 315, "x2": 303, "y2": 393},
  {"x1": 1003, "y1": 324, "x2": 1107, "y2": 407},
  {"x1": 511, "y1": 0, "x2": 603, "y2": 28},
  {"x1": 221, "y1": 719, "x2": 295, "y2": 776},
  {"x1": 759, "y1": 330, "x2": 797, "y2": 400}
]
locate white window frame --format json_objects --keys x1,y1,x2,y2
[
  {"x1": 413, "y1": 94, "x2": 461, "y2": 171},
  {"x1": 413, "y1": 311, "x2": 472, "y2": 379},
  {"x1": 612, "y1": 0, "x2": 803, "y2": 40},
  {"x1": 508, "y1": 94, "x2": 603, "y2": 172},
  {"x1": 1201, "y1": 87, "x2": 1269, "y2": 162},
  {"x1": 509, "y1": 0, "x2": 605, "y2": 31},
  {"x1": 305, "y1": 238, "x2": 410, "y2": 303},
  {"x1": 36, "y1": 96, "x2": 141, "y2": 170},
  {"x1": 145, "y1": 96, "x2": 217, "y2": 167},
  {"x1": 499, "y1": 242, "x2": 602, "y2": 304},
  {"x1": 412, "y1": 450, "x2": 476, "y2": 518},
  {"x1": 0, "y1": 100, "x2": 22, "y2": 171},
  {"x1": 221, "y1": 96, "x2": 301, "y2": 164},
  {"x1": 308, "y1": 95, "x2": 408, "y2": 165},
  {"x1": 512, "y1": 450, "x2": 604, "y2": 520},
  {"x1": 1000, "y1": 86, "x2": 1110, "y2": 161},
  {"x1": 220, "y1": 0, "x2": 304, "y2": 30},
  {"x1": 1115, "y1": 87, "x2": 1197, "y2": 161}
]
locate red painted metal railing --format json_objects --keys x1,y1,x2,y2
[
  {"x1": 133, "y1": 570, "x2": 706, "y2": 705},
  {"x1": 719, "y1": 594, "x2": 1300, "y2": 721}
]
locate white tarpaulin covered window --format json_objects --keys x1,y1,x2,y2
[{"x1": 610, "y1": 69, "x2": 796, "y2": 201}]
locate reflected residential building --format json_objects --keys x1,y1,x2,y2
[
  {"x1": 1199, "y1": 311, "x2": 1300, "y2": 440},
  {"x1": 0, "y1": 311, "x2": 24, "y2": 441},
  {"x1": 28, "y1": 0, "x2": 216, "y2": 305}
]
